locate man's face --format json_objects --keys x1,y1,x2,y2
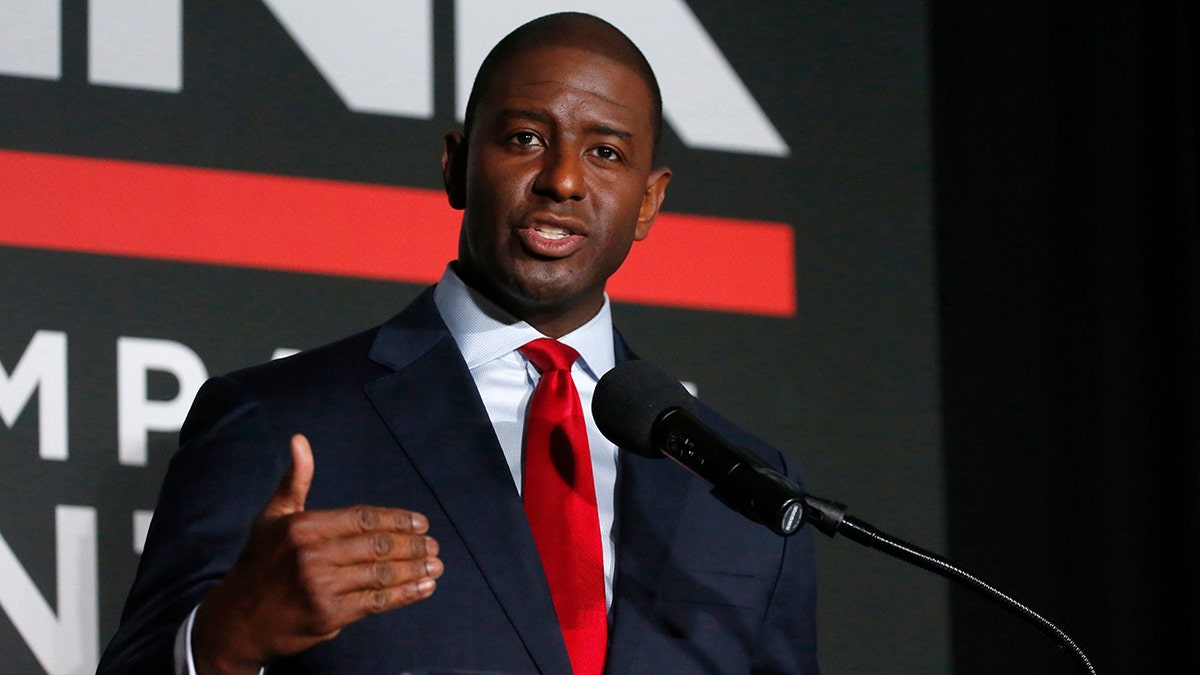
[{"x1": 444, "y1": 44, "x2": 670, "y2": 336}]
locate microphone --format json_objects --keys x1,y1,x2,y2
[
  {"x1": 594, "y1": 362, "x2": 1100, "y2": 674},
  {"x1": 593, "y1": 360, "x2": 806, "y2": 536}
]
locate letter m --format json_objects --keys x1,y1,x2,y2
[{"x1": 0, "y1": 330, "x2": 68, "y2": 460}]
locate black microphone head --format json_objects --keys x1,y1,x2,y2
[{"x1": 593, "y1": 360, "x2": 698, "y2": 458}]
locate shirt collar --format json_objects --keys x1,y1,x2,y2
[{"x1": 433, "y1": 264, "x2": 616, "y2": 381}]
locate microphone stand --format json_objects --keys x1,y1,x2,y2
[{"x1": 801, "y1": 494, "x2": 1098, "y2": 675}]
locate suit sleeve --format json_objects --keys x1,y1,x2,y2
[
  {"x1": 703, "y1": 408, "x2": 821, "y2": 674},
  {"x1": 97, "y1": 375, "x2": 290, "y2": 674},
  {"x1": 749, "y1": 449, "x2": 820, "y2": 674}
]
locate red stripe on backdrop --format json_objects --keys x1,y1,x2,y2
[{"x1": 0, "y1": 149, "x2": 795, "y2": 316}]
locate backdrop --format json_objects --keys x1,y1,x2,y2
[
  {"x1": 5, "y1": 1, "x2": 954, "y2": 673},
  {"x1": 932, "y1": 2, "x2": 1199, "y2": 673}
]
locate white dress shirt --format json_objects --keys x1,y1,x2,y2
[
  {"x1": 177, "y1": 264, "x2": 621, "y2": 674},
  {"x1": 433, "y1": 264, "x2": 620, "y2": 607}
]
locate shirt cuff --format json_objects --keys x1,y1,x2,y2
[
  {"x1": 175, "y1": 604, "x2": 265, "y2": 675},
  {"x1": 174, "y1": 605, "x2": 199, "y2": 675}
]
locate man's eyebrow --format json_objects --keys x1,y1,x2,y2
[
  {"x1": 498, "y1": 108, "x2": 552, "y2": 125},
  {"x1": 587, "y1": 124, "x2": 633, "y2": 141},
  {"x1": 496, "y1": 109, "x2": 634, "y2": 141}
]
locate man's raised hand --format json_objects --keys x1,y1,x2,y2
[{"x1": 192, "y1": 434, "x2": 443, "y2": 674}]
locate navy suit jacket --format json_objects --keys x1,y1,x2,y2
[{"x1": 98, "y1": 287, "x2": 819, "y2": 674}]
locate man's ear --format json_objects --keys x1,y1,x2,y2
[
  {"x1": 442, "y1": 131, "x2": 467, "y2": 210},
  {"x1": 634, "y1": 166, "x2": 672, "y2": 241}
]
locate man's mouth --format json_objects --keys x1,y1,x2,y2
[
  {"x1": 516, "y1": 218, "x2": 585, "y2": 258},
  {"x1": 532, "y1": 224, "x2": 572, "y2": 240}
]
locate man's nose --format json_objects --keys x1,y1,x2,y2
[{"x1": 533, "y1": 145, "x2": 585, "y2": 201}]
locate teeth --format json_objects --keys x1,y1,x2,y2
[{"x1": 534, "y1": 226, "x2": 570, "y2": 239}]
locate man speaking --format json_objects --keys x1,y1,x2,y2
[{"x1": 98, "y1": 12, "x2": 819, "y2": 674}]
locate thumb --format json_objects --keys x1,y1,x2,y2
[{"x1": 263, "y1": 433, "x2": 314, "y2": 518}]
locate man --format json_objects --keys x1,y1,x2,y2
[{"x1": 99, "y1": 12, "x2": 818, "y2": 674}]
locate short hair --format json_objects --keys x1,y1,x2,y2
[{"x1": 461, "y1": 12, "x2": 664, "y2": 161}]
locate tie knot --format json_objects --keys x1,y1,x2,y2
[{"x1": 520, "y1": 338, "x2": 580, "y2": 375}]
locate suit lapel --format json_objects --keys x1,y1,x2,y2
[{"x1": 363, "y1": 290, "x2": 571, "y2": 674}]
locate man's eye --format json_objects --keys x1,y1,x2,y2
[
  {"x1": 593, "y1": 146, "x2": 620, "y2": 161},
  {"x1": 512, "y1": 132, "x2": 541, "y2": 146}
]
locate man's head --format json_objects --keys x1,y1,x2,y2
[
  {"x1": 442, "y1": 12, "x2": 671, "y2": 338},
  {"x1": 461, "y1": 13, "x2": 664, "y2": 163}
]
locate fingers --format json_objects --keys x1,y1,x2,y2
[
  {"x1": 322, "y1": 528, "x2": 438, "y2": 564},
  {"x1": 299, "y1": 572, "x2": 441, "y2": 639},
  {"x1": 290, "y1": 525, "x2": 438, "y2": 566},
  {"x1": 319, "y1": 554, "x2": 444, "y2": 600},
  {"x1": 345, "y1": 575, "x2": 439, "y2": 616},
  {"x1": 263, "y1": 434, "x2": 315, "y2": 518},
  {"x1": 293, "y1": 504, "x2": 429, "y2": 539},
  {"x1": 315, "y1": 559, "x2": 442, "y2": 630},
  {"x1": 282, "y1": 528, "x2": 443, "y2": 635}
]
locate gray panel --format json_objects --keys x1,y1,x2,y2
[{"x1": 0, "y1": 2, "x2": 944, "y2": 672}]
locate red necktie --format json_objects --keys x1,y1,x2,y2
[{"x1": 519, "y1": 338, "x2": 607, "y2": 675}]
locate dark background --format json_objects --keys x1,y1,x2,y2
[
  {"x1": 932, "y1": 1, "x2": 1199, "y2": 673},
  {"x1": 2, "y1": 1, "x2": 1194, "y2": 673}
]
